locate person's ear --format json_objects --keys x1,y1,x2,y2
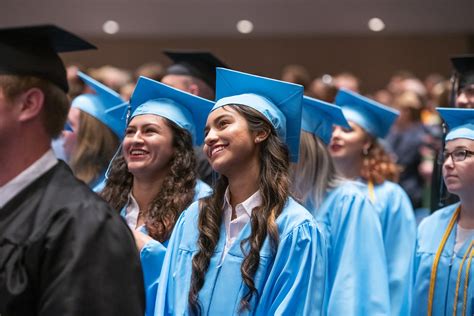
[
  {"x1": 17, "y1": 88, "x2": 45, "y2": 122},
  {"x1": 254, "y1": 130, "x2": 270, "y2": 143}
]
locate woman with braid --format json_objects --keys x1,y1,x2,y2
[
  {"x1": 100, "y1": 76, "x2": 213, "y2": 316},
  {"x1": 155, "y1": 68, "x2": 326, "y2": 315}
]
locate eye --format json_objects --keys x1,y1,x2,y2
[
  {"x1": 125, "y1": 128, "x2": 135, "y2": 136},
  {"x1": 218, "y1": 120, "x2": 229, "y2": 129},
  {"x1": 452, "y1": 149, "x2": 467, "y2": 160}
]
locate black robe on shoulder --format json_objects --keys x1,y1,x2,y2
[{"x1": 0, "y1": 161, "x2": 145, "y2": 315}]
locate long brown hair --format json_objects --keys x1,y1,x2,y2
[
  {"x1": 100, "y1": 118, "x2": 197, "y2": 242},
  {"x1": 70, "y1": 111, "x2": 120, "y2": 185},
  {"x1": 188, "y1": 105, "x2": 291, "y2": 314},
  {"x1": 360, "y1": 136, "x2": 400, "y2": 184}
]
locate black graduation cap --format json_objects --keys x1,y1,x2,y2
[
  {"x1": 164, "y1": 50, "x2": 228, "y2": 91},
  {"x1": 0, "y1": 24, "x2": 96, "y2": 92},
  {"x1": 450, "y1": 54, "x2": 474, "y2": 90}
]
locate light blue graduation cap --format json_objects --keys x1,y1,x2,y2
[
  {"x1": 129, "y1": 76, "x2": 215, "y2": 145},
  {"x1": 72, "y1": 71, "x2": 127, "y2": 138},
  {"x1": 302, "y1": 96, "x2": 351, "y2": 144},
  {"x1": 437, "y1": 108, "x2": 474, "y2": 141},
  {"x1": 213, "y1": 67, "x2": 304, "y2": 162},
  {"x1": 335, "y1": 88, "x2": 399, "y2": 138}
]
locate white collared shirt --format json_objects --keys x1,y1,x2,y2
[
  {"x1": 0, "y1": 150, "x2": 58, "y2": 208},
  {"x1": 125, "y1": 192, "x2": 145, "y2": 230},
  {"x1": 220, "y1": 188, "x2": 262, "y2": 263}
]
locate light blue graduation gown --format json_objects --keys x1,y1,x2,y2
[
  {"x1": 313, "y1": 181, "x2": 391, "y2": 315},
  {"x1": 361, "y1": 180, "x2": 416, "y2": 316},
  {"x1": 123, "y1": 179, "x2": 212, "y2": 316},
  {"x1": 155, "y1": 197, "x2": 327, "y2": 315},
  {"x1": 412, "y1": 202, "x2": 474, "y2": 316}
]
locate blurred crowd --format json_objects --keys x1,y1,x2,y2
[{"x1": 66, "y1": 61, "x2": 453, "y2": 212}]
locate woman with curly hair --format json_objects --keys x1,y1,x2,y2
[
  {"x1": 100, "y1": 76, "x2": 213, "y2": 316},
  {"x1": 155, "y1": 68, "x2": 326, "y2": 315},
  {"x1": 291, "y1": 96, "x2": 390, "y2": 315},
  {"x1": 329, "y1": 88, "x2": 417, "y2": 316}
]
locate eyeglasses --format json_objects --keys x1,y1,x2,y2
[{"x1": 441, "y1": 148, "x2": 474, "y2": 163}]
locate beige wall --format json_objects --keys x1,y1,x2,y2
[{"x1": 63, "y1": 34, "x2": 473, "y2": 93}]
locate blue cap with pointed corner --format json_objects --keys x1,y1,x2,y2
[
  {"x1": 72, "y1": 71, "x2": 127, "y2": 138},
  {"x1": 129, "y1": 76, "x2": 215, "y2": 145},
  {"x1": 335, "y1": 88, "x2": 399, "y2": 138},
  {"x1": 212, "y1": 67, "x2": 304, "y2": 162},
  {"x1": 302, "y1": 95, "x2": 350, "y2": 144}
]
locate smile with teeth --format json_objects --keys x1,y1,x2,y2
[
  {"x1": 130, "y1": 149, "x2": 149, "y2": 156},
  {"x1": 209, "y1": 145, "x2": 226, "y2": 158}
]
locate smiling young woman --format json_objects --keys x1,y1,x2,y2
[
  {"x1": 100, "y1": 76, "x2": 214, "y2": 316},
  {"x1": 155, "y1": 68, "x2": 326, "y2": 315},
  {"x1": 413, "y1": 108, "x2": 474, "y2": 316}
]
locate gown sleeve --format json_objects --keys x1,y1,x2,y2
[
  {"x1": 257, "y1": 219, "x2": 326, "y2": 316},
  {"x1": 380, "y1": 184, "x2": 416, "y2": 316},
  {"x1": 154, "y1": 210, "x2": 188, "y2": 316},
  {"x1": 36, "y1": 201, "x2": 145, "y2": 316},
  {"x1": 141, "y1": 239, "x2": 167, "y2": 316}
]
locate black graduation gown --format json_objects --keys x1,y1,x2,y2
[{"x1": 0, "y1": 161, "x2": 145, "y2": 315}]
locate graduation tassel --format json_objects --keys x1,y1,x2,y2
[
  {"x1": 427, "y1": 206, "x2": 461, "y2": 316},
  {"x1": 461, "y1": 247, "x2": 474, "y2": 316},
  {"x1": 452, "y1": 240, "x2": 473, "y2": 316}
]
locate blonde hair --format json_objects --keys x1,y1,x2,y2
[
  {"x1": 70, "y1": 111, "x2": 120, "y2": 185},
  {"x1": 291, "y1": 131, "x2": 343, "y2": 209}
]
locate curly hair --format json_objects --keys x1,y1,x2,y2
[
  {"x1": 188, "y1": 104, "x2": 291, "y2": 314},
  {"x1": 100, "y1": 118, "x2": 197, "y2": 242},
  {"x1": 360, "y1": 137, "x2": 400, "y2": 185}
]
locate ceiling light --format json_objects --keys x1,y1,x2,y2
[
  {"x1": 236, "y1": 20, "x2": 254, "y2": 34},
  {"x1": 103, "y1": 20, "x2": 120, "y2": 34},
  {"x1": 368, "y1": 18, "x2": 385, "y2": 32},
  {"x1": 322, "y1": 74, "x2": 333, "y2": 84}
]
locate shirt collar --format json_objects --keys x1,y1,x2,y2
[
  {"x1": 223, "y1": 187, "x2": 262, "y2": 218},
  {"x1": 0, "y1": 149, "x2": 58, "y2": 208}
]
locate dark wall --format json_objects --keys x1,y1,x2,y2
[{"x1": 63, "y1": 34, "x2": 473, "y2": 93}]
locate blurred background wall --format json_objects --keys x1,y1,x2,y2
[{"x1": 63, "y1": 34, "x2": 473, "y2": 93}]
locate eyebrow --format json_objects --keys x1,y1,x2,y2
[
  {"x1": 128, "y1": 123, "x2": 162, "y2": 130},
  {"x1": 444, "y1": 145, "x2": 470, "y2": 151}
]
